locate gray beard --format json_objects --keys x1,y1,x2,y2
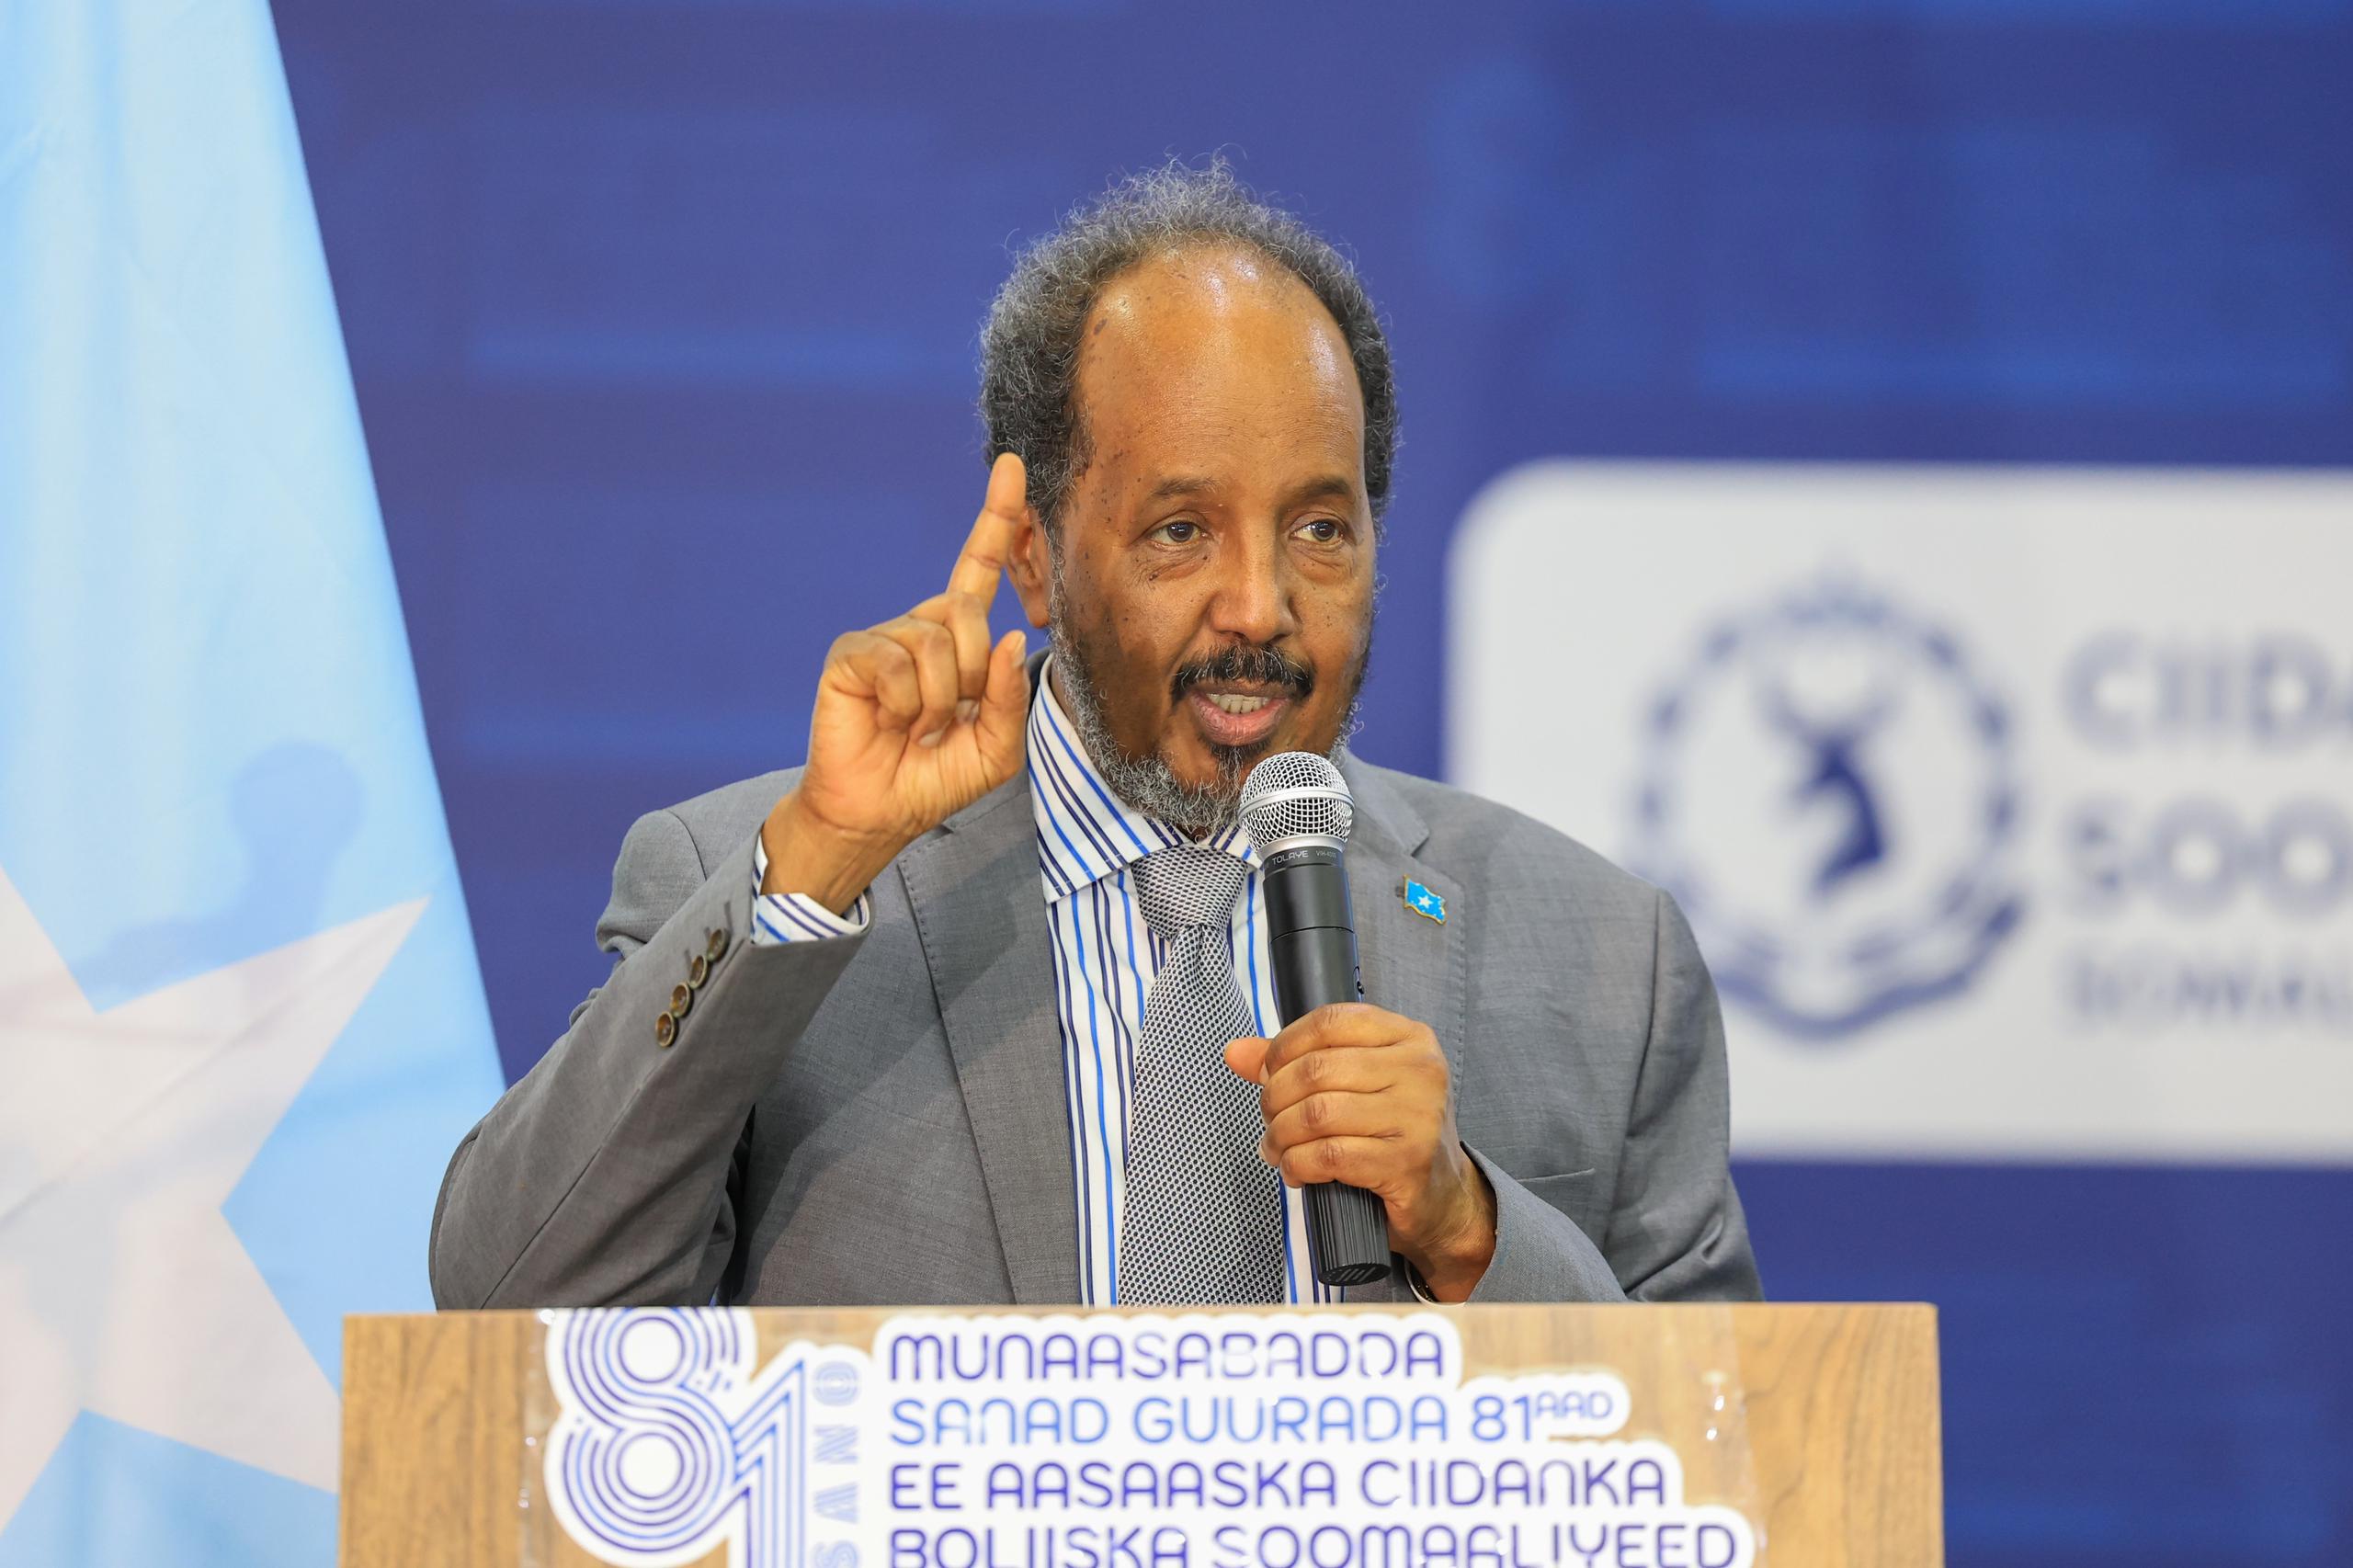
[{"x1": 1045, "y1": 579, "x2": 1364, "y2": 840}]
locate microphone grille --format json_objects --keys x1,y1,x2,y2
[{"x1": 1240, "y1": 751, "x2": 1354, "y2": 847}]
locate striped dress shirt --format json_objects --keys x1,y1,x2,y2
[{"x1": 747, "y1": 661, "x2": 1336, "y2": 1303}]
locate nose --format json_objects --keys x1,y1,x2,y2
[{"x1": 1203, "y1": 524, "x2": 1297, "y2": 646}]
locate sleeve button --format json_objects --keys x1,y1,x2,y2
[
  {"x1": 669, "y1": 983, "x2": 692, "y2": 1016},
  {"x1": 705, "y1": 927, "x2": 730, "y2": 963},
  {"x1": 688, "y1": 954, "x2": 710, "y2": 989},
  {"x1": 654, "y1": 1011, "x2": 677, "y2": 1048}
]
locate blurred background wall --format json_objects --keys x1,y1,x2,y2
[{"x1": 268, "y1": 2, "x2": 2353, "y2": 1562}]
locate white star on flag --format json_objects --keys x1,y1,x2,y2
[{"x1": 0, "y1": 863, "x2": 421, "y2": 1524}]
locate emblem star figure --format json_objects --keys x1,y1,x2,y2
[{"x1": 0, "y1": 864, "x2": 422, "y2": 1526}]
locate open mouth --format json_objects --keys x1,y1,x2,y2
[
  {"x1": 1186, "y1": 686, "x2": 1292, "y2": 747},
  {"x1": 1170, "y1": 645, "x2": 1314, "y2": 752}
]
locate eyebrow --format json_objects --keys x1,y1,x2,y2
[
  {"x1": 1142, "y1": 474, "x2": 1219, "y2": 506},
  {"x1": 1284, "y1": 473, "x2": 1360, "y2": 508}
]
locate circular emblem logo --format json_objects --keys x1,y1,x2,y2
[{"x1": 1631, "y1": 577, "x2": 2025, "y2": 1038}]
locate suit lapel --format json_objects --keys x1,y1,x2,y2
[
  {"x1": 1342, "y1": 757, "x2": 1465, "y2": 1080},
  {"x1": 1334, "y1": 760, "x2": 1464, "y2": 1304},
  {"x1": 897, "y1": 776, "x2": 1082, "y2": 1305}
]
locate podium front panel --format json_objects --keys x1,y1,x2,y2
[{"x1": 341, "y1": 1303, "x2": 1939, "y2": 1568}]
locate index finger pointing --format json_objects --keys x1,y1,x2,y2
[{"x1": 947, "y1": 451, "x2": 1028, "y2": 602}]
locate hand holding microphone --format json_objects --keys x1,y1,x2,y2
[{"x1": 1224, "y1": 754, "x2": 1496, "y2": 1299}]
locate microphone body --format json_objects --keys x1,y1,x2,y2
[
  {"x1": 1262, "y1": 844, "x2": 1358, "y2": 1023},
  {"x1": 1244, "y1": 756, "x2": 1393, "y2": 1289}
]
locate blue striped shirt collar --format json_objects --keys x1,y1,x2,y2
[{"x1": 1028, "y1": 657, "x2": 1253, "y2": 901}]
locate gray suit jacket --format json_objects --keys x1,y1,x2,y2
[{"x1": 429, "y1": 750, "x2": 1760, "y2": 1308}]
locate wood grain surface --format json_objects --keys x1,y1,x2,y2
[{"x1": 340, "y1": 1304, "x2": 1940, "y2": 1568}]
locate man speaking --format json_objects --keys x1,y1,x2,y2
[{"x1": 428, "y1": 165, "x2": 1760, "y2": 1309}]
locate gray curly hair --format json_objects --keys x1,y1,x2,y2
[{"x1": 978, "y1": 161, "x2": 1399, "y2": 541}]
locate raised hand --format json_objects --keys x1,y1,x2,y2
[{"x1": 760, "y1": 454, "x2": 1033, "y2": 912}]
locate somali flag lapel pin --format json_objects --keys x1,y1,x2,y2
[{"x1": 1400, "y1": 878, "x2": 1446, "y2": 924}]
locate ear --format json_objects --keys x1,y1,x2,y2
[{"x1": 1006, "y1": 506, "x2": 1053, "y2": 630}]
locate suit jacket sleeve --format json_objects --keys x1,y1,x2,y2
[
  {"x1": 1466, "y1": 888, "x2": 1763, "y2": 1304},
  {"x1": 428, "y1": 808, "x2": 866, "y2": 1308}
]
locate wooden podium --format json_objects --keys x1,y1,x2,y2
[{"x1": 341, "y1": 1303, "x2": 1940, "y2": 1568}]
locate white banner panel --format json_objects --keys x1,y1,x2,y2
[{"x1": 1449, "y1": 463, "x2": 2353, "y2": 1164}]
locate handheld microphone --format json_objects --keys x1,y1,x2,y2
[{"x1": 1240, "y1": 752, "x2": 1393, "y2": 1289}]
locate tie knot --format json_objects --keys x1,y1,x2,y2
[{"x1": 1130, "y1": 844, "x2": 1252, "y2": 937}]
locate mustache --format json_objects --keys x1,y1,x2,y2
[{"x1": 1169, "y1": 643, "x2": 1316, "y2": 703}]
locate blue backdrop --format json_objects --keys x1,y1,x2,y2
[{"x1": 269, "y1": 2, "x2": 2353, "y2": 1562}]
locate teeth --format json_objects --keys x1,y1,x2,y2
[{"x1": 1206, "y1": 694, "x2": 1273, "y2": 715}]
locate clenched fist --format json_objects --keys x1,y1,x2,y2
[{"x1": 760, "y1": 454, "x2": 1033, "y2": 913}]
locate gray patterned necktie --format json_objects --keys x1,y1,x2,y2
[{"x1": 1119, "y1": 844, "x2": 1288, "y2": 1304}]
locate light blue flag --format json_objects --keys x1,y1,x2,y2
[{"x1": 0, "y1": 0, "x2": 505, "y2": 1562}]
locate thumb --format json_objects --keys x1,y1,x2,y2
[
  {"x1": 976, "y1": 628, "x2": 1029, "y2": 761},
  {"x1": 1222, "y1": 1036, "x2": 1270, "y2": 1084}
]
